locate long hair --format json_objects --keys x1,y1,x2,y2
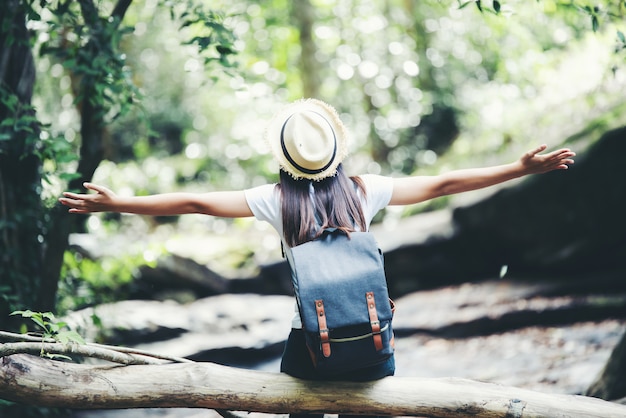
[{"x1": 278, "y1": 163, "x2": 367, "y2": 247}]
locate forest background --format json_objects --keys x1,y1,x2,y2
[{"x1": 1, "y1": 0, "x2": 626, "y2": 416}]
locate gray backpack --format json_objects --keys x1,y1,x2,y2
[{"x1": 286, "y1": 227, "x2": 395, "y2": 374}]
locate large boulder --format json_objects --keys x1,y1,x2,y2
[{"x1": 383, "y1": 126, "x2": 626, "y2": 296}]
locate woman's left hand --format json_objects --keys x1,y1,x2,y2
[{"x1": 518, "y1": 144, "x2": 575, "y2": 174}]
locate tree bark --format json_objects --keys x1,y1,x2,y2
[
  {"x1": 291, "y1": 0, "x2": 320, "y2": 99},
  {"x1": 1, "y1": 354, "x2": 626, "y2": 417},
  {"x1": 0, "y1": 0, "x2": 44, "y2": 325}
]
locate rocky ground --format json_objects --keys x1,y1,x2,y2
[{"x1": 69, "y1": 278, "x2": 626, "y2": 418}]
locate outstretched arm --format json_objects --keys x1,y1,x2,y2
[
  {"x1": 389, "y1": 144, "x2": 575, "y2": 206},
  {"x1": 59, "y1": 183, "x2": 254, "y2": 218}
]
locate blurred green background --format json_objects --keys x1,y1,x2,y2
[{"x1": 2, "y1": 0, "x2": 626, "y2": 324}]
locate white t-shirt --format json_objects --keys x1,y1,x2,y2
[{"x1": 244, "y1": 174, "x2": 394, "y2": 328}]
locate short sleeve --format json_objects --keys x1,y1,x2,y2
[
  {"x1": 359, "y1": 174, "x2": 393, "y2": 225},
  {"x1": 244, "y1": 183, "x2": 283, "y2": 235}
]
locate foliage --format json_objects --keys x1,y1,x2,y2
[
  {"x1": 0, "y1": 85, "x2": 79, "y2": 184},
  {"x1": 56, "y1": 246, "x2": 161, "y2": 314},
  {"x1": 176, "y1": 0, "x2": 239, "y2": 73},
  {"x1": 1, "y1": 0, "x2": 240, "y2": 331},
  {"x1": 10, "y1": 310, "x2": 85, "y2": 356},
  {"x1": 0, "y1": 86, "x2": 39, "y2": 144},
  {"x1": 37, "y1": 2, "x2": 139, "y2": 125}
]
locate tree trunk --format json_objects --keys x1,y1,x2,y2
[
  {"x1": 1, "y1": 354, "x2": 626, "y2": 417},
  {"x1": 0, "y1": 0, "x2": 45, "y2": 326},
  {"x1": 291, "y1": 0, "x2": 320, "y2": 99}
]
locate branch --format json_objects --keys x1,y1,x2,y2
[
  {"x1": 111, "y1": 0, "x2": 133, "y2": 28},
  {"x1": 0, "y1": 342, "x2": 165, "y2": 365},
  {"x1": 0, "y1": 330, "x2": 193, "y2": 364},
  {"x1": 2, "y1": 354, "x2": 626, "y2": 417},
  {"x1": 77, "y1": 0, "x2": 99, "y2": 27}
]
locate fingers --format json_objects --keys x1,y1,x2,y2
[
  {"x1": 545, "y1": 148, "x2": 575, "y2": 160},
  {"x1": 60, "y1": 182, "x2": 109, "y2": 200},
  {"x1": 59, "y1": 182, "x2": 109, "y2": 213},
  {"x1": 523, "y1": 144, "x2": 548, "y2": 160},
  {"x1": 531, "y1": 147, "x2": 574, "y2": 162},
  {"x1": 549, "y1": 149, "x2": 576, "y2": 169},
  {"x1": 68, "y1": 208, "x2": 90, "y2": 214},
  {"x1": 59, "y1": 196, "x2": 88, "y2": 211},
  {"x1": 529, "y1": 146, "x2": 575, "y2": 162},
  {"x1": 548, "y1": 149, "x2": 575, "y2": 171},
  {"x1": 531, "y1": 144, "x2": 548, "y2": 156},
  {"x1": 61, "y1": 191, "x2": 84, "y2": 200},
  {"x1": 83, "y1": 182, "x2": 111, "y2": 195}
]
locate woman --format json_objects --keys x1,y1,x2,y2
[{"x1": 60, "y1": 98, "x2": 575, "y2": 417}]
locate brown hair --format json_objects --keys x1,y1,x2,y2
[{"x1": 278, "y1": 163, "x2": 367, "y2": 247}]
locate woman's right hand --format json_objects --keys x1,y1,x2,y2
[{"x1": 59, "y1": 182, "x2": 117, "y2": 214}]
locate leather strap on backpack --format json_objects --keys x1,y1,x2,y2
[
  {"x1": 315, "y1": 299, "x2": 331, "y2": 357},
  {"x1": 366, "y1": 292, "x2": 383, "y2": 351}
]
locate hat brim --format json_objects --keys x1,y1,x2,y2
[{"x1": 265, "y1": 98, "x2": 349, "y2": 181}]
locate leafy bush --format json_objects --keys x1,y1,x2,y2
[{"x1": 56, "y1": 248, "x2": 160, "y2": 314}]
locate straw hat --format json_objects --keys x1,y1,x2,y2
[{"x1": 265, "y1": 98, "x2": 349, "y2": 181}]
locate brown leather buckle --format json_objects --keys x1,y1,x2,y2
[
  {"x1": 315, "y1": 299, "x2": 331, "y2": 357},
  {"x1": 366, "y1": 292, "x2": 383, "y2": 351}
]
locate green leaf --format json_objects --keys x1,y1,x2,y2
[
  {"x1": 618, "y1": 31, "x2": 625, "y2": 44},
  {"x1": 493, "y1": 0, "x2": 501, "y2": 13},
  {"x1": 592, "y1": 15, "x2": 599, "y2": 32},
  {"x1": 91, "y1": 313, "x2": 103, "y2": 328},
  {"x1": 30, "y1": 316, "x2": 47, "y2": 329},
  {"x1": 42, "y1": 312, "x2": 56, "y2": 321},
  {"x1": 57, "y1": 330, "x2": 86, "y2": 345},
  {"x1": 59, "y1": 171, "x2": 82, "y2": 182},
  {"x1": 11, "y1": 309, "x2": 33, "y2": 317}
]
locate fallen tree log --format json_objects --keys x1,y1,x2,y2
[{"x1": 2, "y1": 354, "x2": 626, "y2": 417}]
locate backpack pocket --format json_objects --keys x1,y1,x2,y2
[{"x1": 304, "y1": 319, "x2": 395, "y2": 374}]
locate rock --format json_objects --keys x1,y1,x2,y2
[
  {"x1": 451, "y1": 126, "x2": 626, "y2": 278},
  {"x1": 382, "y1": 126, "x2": 626, "y2": 295},
  {"x1": 392, "y1": 278, "x2": 626, "y2": 338},
  {"x1": 393, "y1": 319, "x2": 626, "y2": 395},
  {"x1": 64, "y1": 294, "x2": 295, "y2": 365},
  {"x1": 137, "y1": 254, "x2": 230, "y2": 298}
]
